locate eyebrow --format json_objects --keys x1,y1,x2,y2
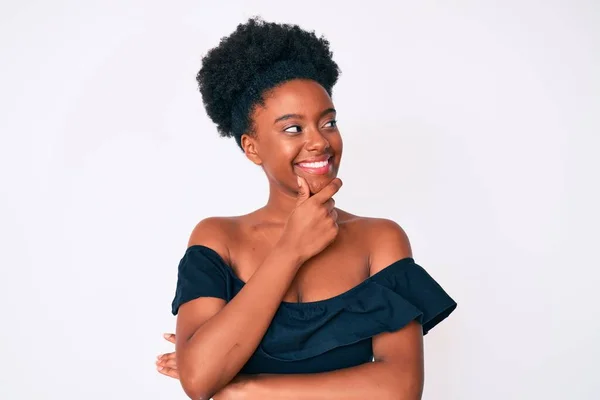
[{"x1": 274, "y1": 108, "x2": 336, "y2": 124}]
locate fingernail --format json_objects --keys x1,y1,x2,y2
[
  {"x1": 297, "y1": 177, "x2": 302, "y2": 187},
  {"x1": 157, "y1": 366, "x2": 163, "y2": 371}
]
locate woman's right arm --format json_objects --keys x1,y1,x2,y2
[
  {"x1": 176, "y1": 226, "x2": 302, "y2": 400},
  {"x1": 176, "y1": 177, "x2": 342, "y2": 400}
]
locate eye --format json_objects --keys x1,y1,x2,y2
[
  {"x1": 284, "y1": 125, "x2": 302, "y2": 134},
  {"x1": 323, "y1": 120, "x2": 337, "y2": 128}
]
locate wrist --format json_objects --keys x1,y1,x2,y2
[{"x1": 273, "y1": 238, "x2": 305, "y2": 268}]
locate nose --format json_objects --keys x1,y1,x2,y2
[{"x1": 305, "y1": 126, "x2": 330, "y2": 152}]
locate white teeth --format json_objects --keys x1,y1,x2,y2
[{"x1": 299, "y1": 160, "x2": 328, "y2": 168}]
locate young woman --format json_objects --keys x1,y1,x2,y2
[{"x1": 156, "y1": 17, "x2": 457, "y2": 400}]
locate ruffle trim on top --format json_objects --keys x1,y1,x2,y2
[
  {"x1": 256, "y1": 258, "x2": 457, "y2": 362},
  {"x1": 171, "y1": 246, "x2": 457, "y2": 362}
]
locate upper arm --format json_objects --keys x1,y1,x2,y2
[
  {"x1": 368, "y1": 219, "x2": 424, "y2": 396},
  {"x1": 372, "y1": 321, "x2": 424, "y2": 398},
  {"x1": 176, "y1": 217, "x2": 232, "y2": 350}
]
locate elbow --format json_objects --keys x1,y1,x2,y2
[
  {"x1": 179, "y1": 370, "x2": 220, "y2": 400},
  {"x1": 180, "y1": 377, "x2": 207, "y2": 400},
  {"x1": 177, "y1": 344, "x2": 232, "y2": 399}
]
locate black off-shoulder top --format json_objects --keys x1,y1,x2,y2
[{"x1": 171, "y1": 245, "x2": 457, "y2": 374}]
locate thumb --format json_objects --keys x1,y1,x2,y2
[{"x1": 296, "y1": 176, "x2": 310, "y2": 204}]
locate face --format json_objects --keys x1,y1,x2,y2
[{"x1": 241, "y1": 79, "x2": 343, "y2": 196}]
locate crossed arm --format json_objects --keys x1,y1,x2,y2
[{"x1": 159, "y1": 320, "x2": 423, "y2": 400}]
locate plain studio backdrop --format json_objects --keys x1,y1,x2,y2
[{"x1": 1, "y1": 1, "x2": 598, "y2": 399}]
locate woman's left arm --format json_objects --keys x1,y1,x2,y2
[
  {"x1": 245, "y1": 321, "x2": 423, "y2": 400},
  {"x1": 244, "y1": 219, "x2": 423, "y2": 400}
]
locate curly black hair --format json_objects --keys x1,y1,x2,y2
[{"x1": 197, "y1": 17, "x2": 341, "y2": 149}]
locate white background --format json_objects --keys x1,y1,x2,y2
[{"x1": 1, "y1": 0, "x2": 598, "y2": 399}]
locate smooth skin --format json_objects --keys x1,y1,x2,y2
[{"x1": 159, "y1": 79, "x2": 424, "y2": 399}]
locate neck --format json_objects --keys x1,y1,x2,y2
[{"x1": 260, "y1": 181, "x2": 300, "y2": 223}]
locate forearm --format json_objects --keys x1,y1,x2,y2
[
  {"x1": 245, "y1": 360, "x2": 423, "y2": 400},
  {"x1": 178, "y1": 243, "x2": 303, "y2": 398}
]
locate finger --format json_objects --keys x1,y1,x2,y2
[
  {"x1": 157, "y1": 366, "x2": 180, "y2": 380},
  {"x1": 156, "y1": 353, "x2": 177, "y2": 365},
  {"x1": 330, "y1": 209, "x2": 338, "y2": 221},
  {"x1": 312, "y1": 178, "x2": 342, "y2": 203},
  {"x1": 156, "y1": 352, "x2": 176, "y2": 362},
  {"x1": 163, "y1": 333, "x2": 176, "y2": 344},
  {"x1": 296, "y1": 176, "x2": 310, "y2": 204},
  {"x1": 324, "y1": 198, "x2": 335, "y2": 212},
  {"x1": 157, "y1": 358, "x2": 177, "y2": 369}
]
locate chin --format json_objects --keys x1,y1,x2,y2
[{"x1": 307, "y1": 175, "x2": 336, "y2": 194}]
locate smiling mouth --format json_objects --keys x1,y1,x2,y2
[{"x1": 295, "y1": 156, "x2": 332, "y2": 175}]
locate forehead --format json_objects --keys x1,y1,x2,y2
[{"x1": 257, "y1": 79, "x2": 333, "y2": 117}]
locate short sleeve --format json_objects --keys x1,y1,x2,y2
[{"x1": 171, "y1": 245, "x2": 230, "y2": 315}]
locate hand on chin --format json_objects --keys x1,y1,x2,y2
[{"x1": 306, "y1": 176, "x2": 336, "y2": 196}]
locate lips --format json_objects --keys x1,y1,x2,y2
[{"x1": 295, "y1": 155, "x2": 332, "y2": 175}]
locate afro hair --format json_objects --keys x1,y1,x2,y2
[{"x1": 196, "y1": 17, "x2": 341, "y2": 149}]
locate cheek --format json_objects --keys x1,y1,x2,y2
[
  {"x1": 332, "y1": 132, "x2": 343, "y2": 155},
  {"x1": 261, "y1": 143, "x2": 299, "y2": 179}
]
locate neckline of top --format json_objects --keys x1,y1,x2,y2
[{"x1": 185, "y1": 244, "x2": 415, "y2": 307}]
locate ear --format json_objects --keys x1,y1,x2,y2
[{"x1": 241, "y1": 133, "x2": 262, "y2": 165}]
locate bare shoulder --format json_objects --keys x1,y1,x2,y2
[
  {"x1": 366, "y1": 218, "x2": 412, "y2": 250},
  {"x1": 187, "y1": 216, "x2": 240, "y2": 264},
  {"x1": 342, "y1": 214, "x2": 413, "y2": 275}
]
